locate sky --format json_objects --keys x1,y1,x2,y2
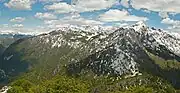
[{"x1": 0, "y1": 0, "x2": 180, "y2": 34}]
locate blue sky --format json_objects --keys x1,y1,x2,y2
[{"x1": 0, "y1": 0, "x2": 180, "y2": 34}]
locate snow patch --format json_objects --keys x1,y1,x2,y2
[{"x1": 4, "y1": 55, "x2": 13, "y2": 61}]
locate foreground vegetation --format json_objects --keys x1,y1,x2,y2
[
  {"x1": 7, "y1": 73, "x2": 176, "y2": 93},
  {"x1": 6, "y1": 51, "x2": 180, "y2": 93}
]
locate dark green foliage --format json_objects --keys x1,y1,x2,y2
[
  {"x1": 38, "y1": 76, "x2": 90, "y2": 93},
  {"x1": 8, "y1": 79, "x2": 34, "y2": 92},
  {"x1": 0, "y1": 44, "x2": 4, "y2": 55},
  {"x1": 8, "y1": 76, "x2": 90, "y2": 93},
  {"x1": 8, "y1": 86, "x2": 26, "y2": 93},
  {"x1": 0, "y1": 69, "x2": 7, "y2": 82},
  {"x1": 122, "y1": 86, "x2": 153, "y2": 93},
  {"x1": 7, "y1": 74, "x2": 176, "y2": 93}
]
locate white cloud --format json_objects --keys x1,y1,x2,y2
[
  {"x1": 161, "y1": 18, "x2": 180, "y2": 25},
  {"x1": 2, "y1": 24, "x2": 9, "y2": 28},
  {"x1": 0, "y1": 23, "x2": 51, "y2": 35},
  {"x1": 44, "y1": 2, "x2": 75, "y2": 13},
  {"x1": 4, "y1": 0, "x2": 34, "y2": 10},
  {"x1": 159, "y1": 11, "x2": 169, "y2": 18},
  {"x1": 114, "y1": 23, "x2": 129, "y2": 27},
  {"x1": 143, "y1": 9, "x2": 151, "y2": 13},
  {"x1": 120, "y1": 0, "x2": 129, "y2": 8},
  {"x1": 10, "y1": 17, "x2": 25, "y2": 23},
  {"x1": 35, "y1": 12, "x2": 57, "y2": 20},
  {"x1": 99, "y1": 9, "x2": 148, "y2": 22},
  {"x1": 130, "y1": 0, "x2": 180, "y2": 13},
  {"x1": 73, "y1": 0, "x2": 116, "y2": 12},
  {"x1": 169, "y1": 12, "x2": 177, "y2": 16},
  {"x1": 12, "y1": 24, "x2": 24, "y2": 28},
  {"x1": 65, "y1": 18, "x2": 103, "y2": 25},
  {"x1": 39, "y1": 0, "x2": 62, "y2": 3},
  {"x1": 44, "y1": 0, "x2": 117, "y2": 14},
  {"x1": 44, "y1": 13, "x2": 103, "y2": 28},
  {"x1": 161, "y1": 18, "x2": 180, "y2": 32},
  {"x1": 167, "y1": 26, "x2": 180, "y2": 32},
  {"x1": 45, "y1": 18, "x2": 103, "y2": 28},
  {"x1": 0, "y1": 27, "x2": 49, "y2": 35}
]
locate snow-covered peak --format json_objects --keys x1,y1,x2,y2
[
  {"x1": 167, "y1": 31, "x2": 180, "y2": 40},
  {"x1": 55, "y1": 25, "x2": 118, "y2": 34},
  {"x1": 131, "y1": 21, "x2": 148, "y2": 33},
  {"x1": 136, "y1": 21, "x2": 147, "y2": 27}
]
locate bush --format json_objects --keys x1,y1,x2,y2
[
  {"x1": 8, "y1": 79, "x2": 33, "y2": 92},
  {"x1": 8, "y1": 86, "x2": 26, "y2": 93}
]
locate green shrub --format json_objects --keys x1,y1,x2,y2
[
  {"x1": 8, "y1": 79, "x2": 33, "y2": 92},
  {"x1": 8, "y1": 86, "x2": 26, "y2": 93}
]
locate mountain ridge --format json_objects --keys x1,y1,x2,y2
[
  {"x1": 1, "y1": 21, "x2": 180, "y2": 78},
  {"x1": 1, "y1": 22, "x2": 180, "y2": 92}
]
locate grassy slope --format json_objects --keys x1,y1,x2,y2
[
  {"x1": 146, "y1": 50, "x2": 180, "y2": 89},
  {"x1": 147, "y1": 51, "x2": 180, "y2": 69}
]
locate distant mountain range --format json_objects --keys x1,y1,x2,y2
[
  {"x1": 0, "y1": 33, "x2": 32, "y2": 48},
  {"x1": 0, "y1": 22, "x2": 180, "y2": 92}
]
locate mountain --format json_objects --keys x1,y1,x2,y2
[
  {"x1": 0, "y1": 33, "x2": 32, "y2": 48},
  {"x1": 0, "y1": 33, "x2": 32, "y2": 87},
  {"x1": 0, "y1": 22, "x2": 180, "y2": 92},
  {"x1": 0, "y1": 44, "x2": 4, "y2": 55}
]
